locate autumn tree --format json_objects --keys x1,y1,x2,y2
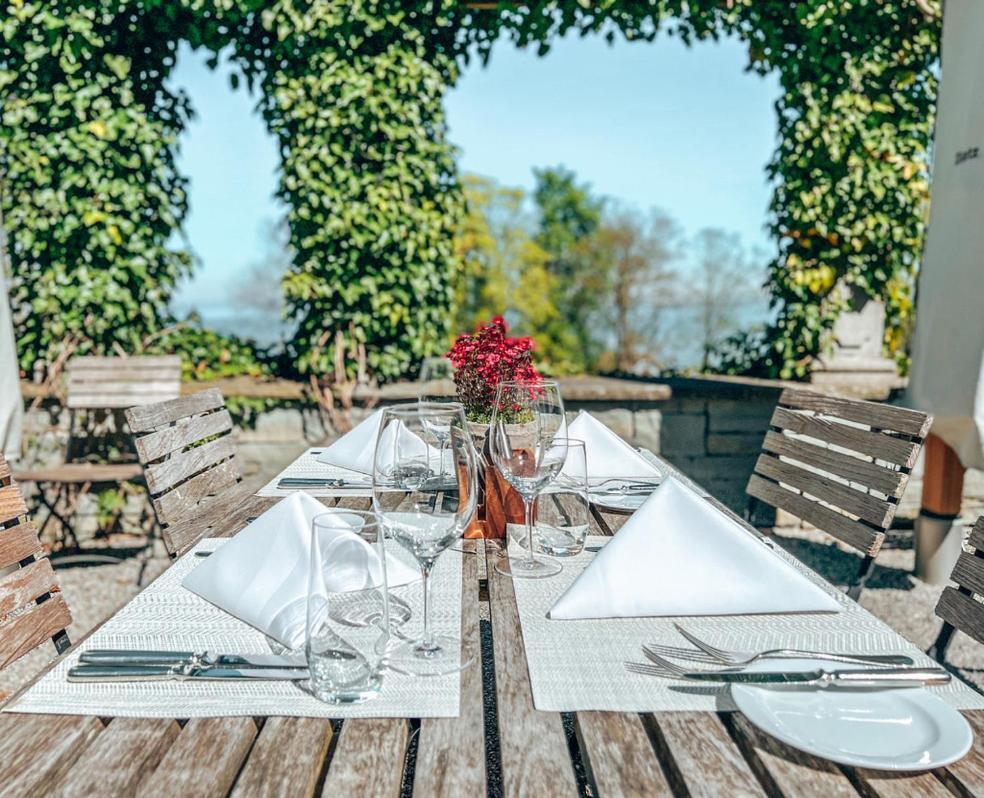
[{"x1": 579, "y1": 207, "x2": 681, "y2": 372}]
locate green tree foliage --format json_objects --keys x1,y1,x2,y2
[
  {"x1": 452, "y1": 174, "x2": 527, "y2": 334},
  {"x1": 531, "y1": 167, "x2": 604, "y2": 372},
  {"x1": 1, "y1": 1, "x2": 941, "y2": 381}
]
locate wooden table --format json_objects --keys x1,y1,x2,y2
[{"x1": 2, "y1": 456, "x2": 983, "y2": 797}]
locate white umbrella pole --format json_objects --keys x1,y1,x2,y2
[{"x1": 0, "y1": 182, "x2": 24, "y2": 461}]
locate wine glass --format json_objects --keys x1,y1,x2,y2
[
  {"x1": 489, "y1": 380, "x2": 567, "y2": 579},
  {"x1": 417, "y1": 358, "x2": 457, "y2": 485},
  {"x1": 417, "y1": 400, "x2": 461, "y2": 487},
  {"x1": 418, "y1": 356, "x2": 454, "y2": 390},
  {"x1": 372, "y1": 404, "x2": 478, "y2": 676}
]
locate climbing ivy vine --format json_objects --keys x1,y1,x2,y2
[{"x1": 0, "y1": 0, "x2": 941, "y2": 381}]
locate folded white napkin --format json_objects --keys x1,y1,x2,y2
[
  {"x1": 563, "y1": 410, "x2": 661, "y2": 483},
  {"x1": 315, "y1": 409, "x2": 385, "y2": 475},
  {"x1": 315, "y1": 407, "x2": 449, "y2": 477},
  {"x1": 548, "y1": 478, "x2": 841, "y2": 619},
  {"x1": 182, "y1": 493, "x2": 420, "y2": 648}
]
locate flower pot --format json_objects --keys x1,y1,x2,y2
[{"x1": 464, "y1": 421, "x2": 527, "y2": 539}]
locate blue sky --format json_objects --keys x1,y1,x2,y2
[{"x1": 169, "y1": 30, "x2": 780, "y2": 333}]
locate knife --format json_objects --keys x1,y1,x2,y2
[
  {"x1": 277, "y1": 477, "x2": 348, "y2": 488},
  {"x1": 79, "y1": 650, "x2": 307, "y2": 669},
  {"x1": 67, "y1": 664, "x2": 309, "y2": 682},
  {"x1": 679, "y1": 666, "x2": 951, "y2": 689}
]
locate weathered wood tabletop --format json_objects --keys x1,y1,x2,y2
[{"x1": 2, "y1": 455, "x2": 982, "y2": 798}]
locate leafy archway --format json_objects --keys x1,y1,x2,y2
[{"x1": 0, "y1": 1, "x2": 939, "y2": 380}]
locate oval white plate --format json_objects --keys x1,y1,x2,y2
[{"x1": 732, "y1": 658, "x2": 973, "y2": 771}]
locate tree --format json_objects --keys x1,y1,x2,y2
[
  {"x1": 232, "y1": 220, "x2": 292, "y2": 321},
  {"x1": 531, "y1": 167, "x2": 605, "y2": 371},
  {"x1": 580, "y1": 207, "x2": 681, "y2": 373},
  {"x1": 452, "y1": 175, "x2": 527, "y2": 334},
  {"x1": 688, "y1": 229, "x2": 766, "y2": 371}
]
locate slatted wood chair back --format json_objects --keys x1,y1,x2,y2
[
  {"x1": 931, "y1": 515, "x2": 984, "y2": 661},
  {"x1": 747, "y1": 388, "x2": 931, "y2": 596},
  {"x1": 0, "y1": 455, "x2": 71, "y2": 671},
  {"x1": 125, "y1": 389, "x2": 243, "y2": 557},
  {"x1": 66, "y1": 355, "x2": 182, "y2": 409}
]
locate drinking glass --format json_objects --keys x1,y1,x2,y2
[
  {"x1": 306, "y1": 509, "x2": 387, "y2": 704},
  {"x1": 418, "y1": 356, "x2": 454, "y2": 384},
  {"x1": 536, "y1": 438, "x2": 590, "y2": 557},
  {"x1": 372, "y1": 404, "x2": 478, "y2": 676},
  {"x1": 489, "y1": 380, "x2": 567, "y2": 579},
  {"x1": 417, "y1": 400, "x2": 462, "y2": 487}
]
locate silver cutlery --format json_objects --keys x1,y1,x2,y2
[
  {"x1": 671, "y1": 624, "x2": 915, "y2": 668},
  {"x1": 625, "y1": 660, "x2": 950, "y2": 689},
  {"x1": 68, "y1": 663, "x2": 309, "y2": 682},
  {"x1": 637, "y1": 647, "x2": 944, "y2": 683},
  {"x1": 79, "y1": 650, "x2": 307, "y2": 669},
  {"x1": 590, "y1": 483, "x2": 660, "y2": 495},
  {"x1": 277, "y1": 477, "x2": 350, "y2": 489},
  {"x1": 592, "y1": 477, "x2": 662, "y2": 488}
]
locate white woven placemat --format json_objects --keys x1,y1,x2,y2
[
  {"x1": 7, "y1": 538, "x2": 463, "y2": 718},
  {"x1": 512, "y1": 535, "x2": 984, "y2": 713},
  {"x1": 257, "y1": 448, "x2": 372, "y2": 497}
]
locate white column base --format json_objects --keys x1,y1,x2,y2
[{"x1": 914, "y1": 513, "x2": 964, "y2": 585}]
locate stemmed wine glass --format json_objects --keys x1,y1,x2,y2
[
  {"x1": 417, "y1": 359, "x2": 456, "y2": 486},
  {"x1": 489, "y1": 380, "x2": 567, "y2": 579},
  {"x1": 372, "y1": 404, "x2": 478, "y2": 676}
]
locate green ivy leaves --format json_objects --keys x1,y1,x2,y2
[{"x1": 0, "y1": 0, "x2": 940, "y2": 381}]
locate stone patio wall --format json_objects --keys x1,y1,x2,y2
[{"x1": 20, "y1": 373, "x2": 980, "y2": 543}]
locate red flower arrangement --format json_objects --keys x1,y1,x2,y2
[{"x1": 446, "y1": 316, "x2": 542, "y2": 422}]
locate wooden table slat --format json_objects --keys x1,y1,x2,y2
[
  {"x1": 853, "y1": 769, "x2": 954, "y2": 798},
  {"x1": 230, "y1": 717, "x2": 334, "y2": 798},
  {"x1": 413, "y1": 538, "x2": 487, "y2": 797},
  {"x1": 0, "y1": 714, "x2": 103, "y2": 798},
  {"x1": 575, "y1": 711, "x2": 673, "y2": 796},
  {"x1": 321, "y1": 718, "x2": 409, "y2": 797},
  {"x1": 728, "y1": 712, "x2": 860, "y2": 797},
  {"x1": 134, "y1": 717, "x2": 258, "y2": 798},
  {"x1": 648, "y1": 711, "x2": 767, "y2": 797},
  {"x1": 52, "y1": 718, "x2": 180, "y2": 798},
  {"x1": 935, "y1": 712, "x2": 984, "y2": 797},
  {"x1": 485, "y1": 538, "x2": 579, "y2": 797}
]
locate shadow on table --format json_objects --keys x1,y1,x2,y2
[{"x1": 768, "y1": 535, "x2": 915, "y2": 592}]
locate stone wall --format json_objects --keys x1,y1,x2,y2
[{"x1": 22, "y1": 373, "x2": 977, "y2": 544}]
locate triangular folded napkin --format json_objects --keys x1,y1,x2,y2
[
  {"x1": 315, "y1": 407, "x2": 449, "y2": 477},
  {"x1": 315, "y1": 409, "x2": 386, "y2": 475},
  {"x1": 548, "y1": 478, "x2": 841, "y2": 620},
  {"x1": 182, "y1": 492, "x2": 420, "y2": 648},
  {"x1": 563, "y1": 410, "x2": 662, "y2": 483}
]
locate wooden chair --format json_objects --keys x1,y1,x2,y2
[
  {"x1": 0, "y1": 454, "x2": 71, "y2": 676},
  {"x1": 15, "y1": 355, "x2": 182, "y2": 547},
  {"x1": 126, "y1": 389, "x2": 244, "y2": 557},
  {"x1": 746, "y1": 388, "x2": 932, "y2": 600},
  {"x1": 929, "y1": 515, "x2": 984, "y2": 662}
]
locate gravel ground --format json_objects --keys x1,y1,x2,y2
[{"x1": 2, "y1": 524, "x2": 981, "y2": 701}]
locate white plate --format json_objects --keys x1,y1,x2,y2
[{"x1": 732, "y1": 658, "x2": 974, "y2": 771}]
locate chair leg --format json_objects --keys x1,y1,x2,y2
[
  {"x1": 927, "y1": 622, "x2": 957, "y2": 663},
  {"x1": 845, "y1": 554, "x2": 875, "y2": 602}
]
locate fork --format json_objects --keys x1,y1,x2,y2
[
  {"x1": 672, "y1": 624, "x2": 915, "y2": 668},
  {"x1": 625, "y1": 660, "x2": 690, "y2": 679}
]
